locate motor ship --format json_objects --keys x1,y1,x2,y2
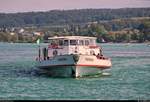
[{"x1": 36, "y1": 36, "x2": 112, "y2": 78}]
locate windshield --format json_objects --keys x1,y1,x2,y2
[{"x1": 49, "y1": 38, "x2": 94, "y2": 46}]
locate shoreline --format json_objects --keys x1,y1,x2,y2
[{"x1": 0, "y1": 41, "x2": 150, "y2": 44}]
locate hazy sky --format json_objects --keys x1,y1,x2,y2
[{"x1": 0, "y1": 0, "x2": 150, "y2": 13}]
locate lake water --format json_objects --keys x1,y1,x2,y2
[{"x1": 0, "y1": 43, "x2": 150, "y2": 100}]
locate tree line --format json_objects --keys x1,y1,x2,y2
[
  {"x1": 0, "y1": 8, "x2": 150, "y2": 28},
  {"x1": 1, "y1": 17, "x2": 149, "y2": 43}
]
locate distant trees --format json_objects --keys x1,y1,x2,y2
[
  {"x1": 138, "y1": 20, "x2": 150, "y2": 42},
  {"x1": 0, "y1": 8, "x2": 150, "y2": 27},
  {"x1": 0, "y1": 21, "x2": 149, "y2": 43},
  {"x1": 0, "y1": 32, "x2": 18, "y2": 42},
  {"x1": 86, "y1": 24, "x2": 108, "y2": 42}
]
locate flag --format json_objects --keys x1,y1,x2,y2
[{"x1": 36, "y1": 38, "x2": 40, "y2": 44}]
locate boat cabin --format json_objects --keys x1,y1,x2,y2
[{"x1": 45, "y1": 36, "x2": 101, "y2": 58}]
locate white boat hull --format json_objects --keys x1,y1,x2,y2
[{"x1": 37, "y1": 54, "x2": 111, "y2": 78}]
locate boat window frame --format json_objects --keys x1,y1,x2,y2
[
  {"x1": 63, "y1": 40, "x2": 69, "y2": 46},
  {"x1": 89, "y1": 39, "x2": 96, "y2": 45},
  {"x1": 70, "y1": 40, "x2": 78, "y2": 46},
  {"x1": 58, "y1": 39, "x2": 63, "y2": 46},
  {"x1": 85, "y1": 40, "x2": 90, "y2": 46},
  {"x1": 79, "y1": 40, "x2": 84, "y2": 46}
]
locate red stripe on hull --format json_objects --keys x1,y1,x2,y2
[{"x1": 76, "y1": 64, "x2": 111, "y2": 68}]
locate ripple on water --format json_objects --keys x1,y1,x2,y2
[{"x1": 0, "y1": 43, "x2": 150, "y2": 100}]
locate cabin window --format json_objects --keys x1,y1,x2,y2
[
  {"x1": 59, "y1": 40, "x2": 63, "y2": 46},
  {"x1": 64, "y1": 40, "x2": 69, "y2": 46},
  {"x1": 79, "y1": 40, "x2": 84, "y2": 45},
  {"x1": 85, "y1": 40, "x2": 89, "y2": 46},
  {"x1": 70, "y1": 40, "x2": 77, "y2": 45},
  {"x1": 89, "y1": 39, "x2": 95, "y2": 45}
]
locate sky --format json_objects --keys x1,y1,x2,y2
[{"x1": 0, "y1": 0, "x2": 150, "y2": 13}]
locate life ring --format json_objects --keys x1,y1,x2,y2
[{"x1": 53, "y1": 50, "x2": 58, "y2": 56}]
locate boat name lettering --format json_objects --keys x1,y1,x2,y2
[
  {"x1": 58, "y1": 58, "x2": 67, "y2": 61},
  {"x1": 85, "y1": 58, "x2": 94, "y2": 61}
]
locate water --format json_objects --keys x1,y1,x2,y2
[{"x1": 0, "y1": 43, "x2": 150, "y2": 100}]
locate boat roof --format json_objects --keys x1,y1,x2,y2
[{"x1": 48, "y1": 36, "x2": 96, "y2": 40}]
